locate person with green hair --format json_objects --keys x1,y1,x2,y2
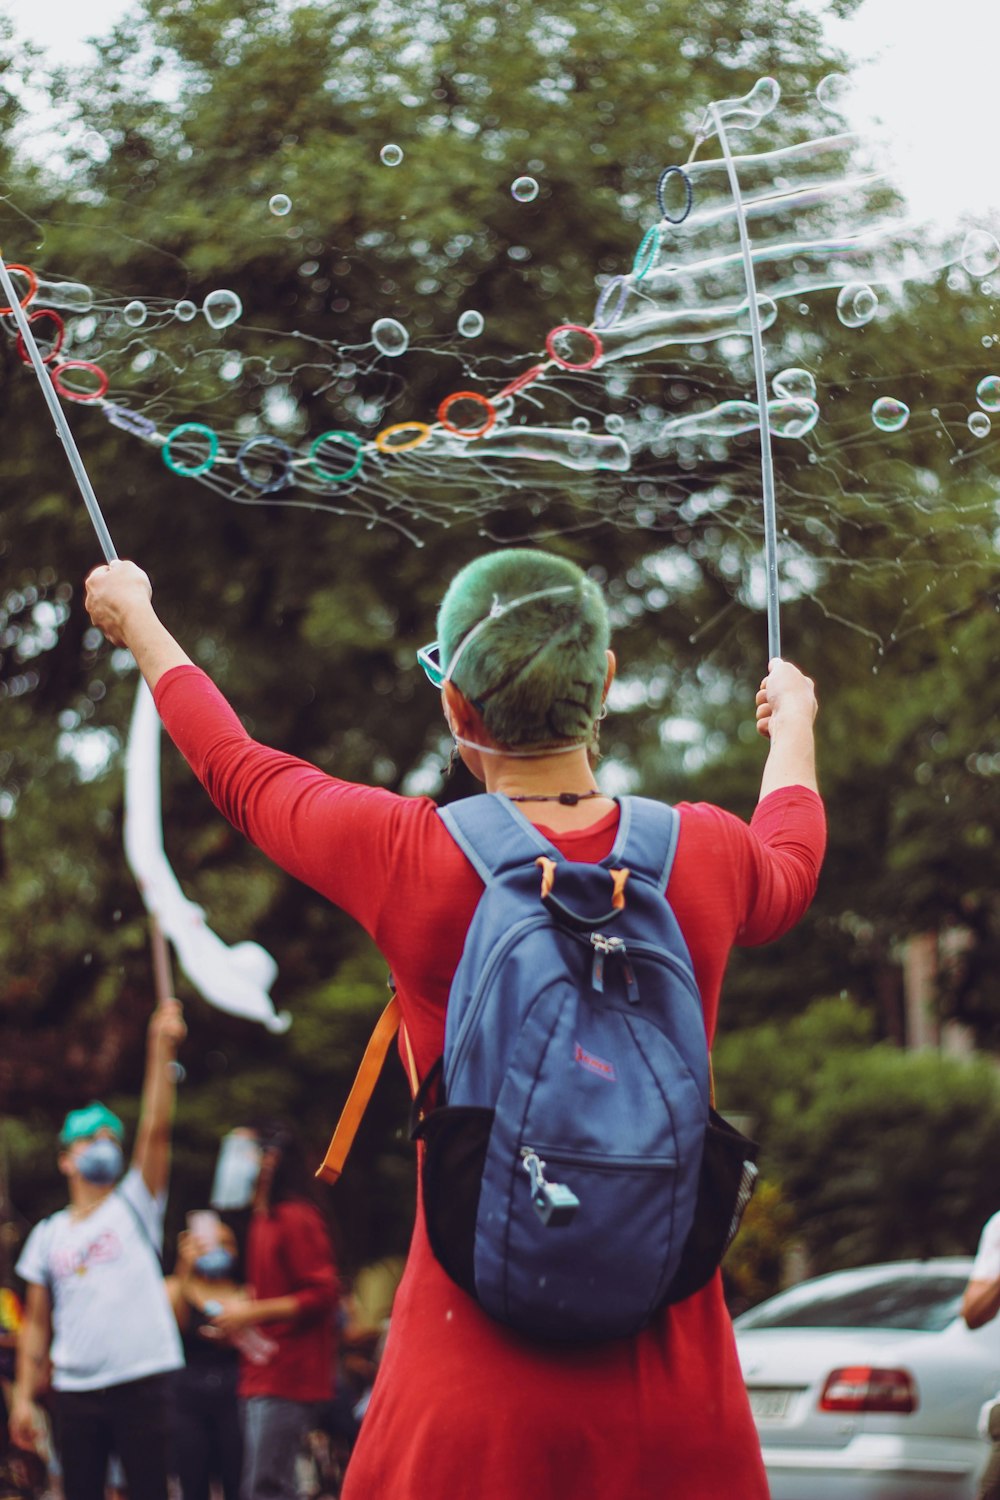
[
  {"x1": 84, "y1": 550, "x2": 824, "y2": 1500},
  {"x1": 10, "y1": 1000, "x2": 186, "y2": 1500}
]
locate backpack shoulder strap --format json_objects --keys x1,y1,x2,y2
[
  {"x1": 437, "y1": 793, "x2": 558, "y2": 883},
  {"x1": 606, "y1": 795, "x2": 682, "y2": 895}
]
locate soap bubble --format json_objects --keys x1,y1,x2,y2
[
  {"x1": 961, "y1": 229, "x2": 1000, "y2": 279},
  {"x1": 511, "y1": 176, "x2": 539, "y2": 203},
  {"x1": 174, "y1": 300, "x2": 197, "y2": 322},
  {"x1": 268, "y1": 194, "x2": 292, "y2": 216},
  {"x1": 967, "y1": 410, "x2": 992, "y2": 438},
  {"x1": 371, "y1": 318, "x2": 409, "y2": 356},
  {"x1": 457, "y1": 310, "x2": 485, "y2": 338},
  {"x1": 871, "y1": 397, "x2": 910, "y2": 432},
  {"x1": 816, "y1": 74, "x2": 849, "y2": 111},
  {"x1": 123, "y1": 300, "x2": 147, "y2": 327},
  {"x1": 202, "y1": 290, "x2": 243, "y2": 329},
  {"x1": 975, "y1": 375, "x2": 1000, "y2": 411},
  {"x1": 604, "y1": 414, "x2": 625, "y2": 434},
  {"x1": 380, "y1": 144, "x2": 404, "y2": 166},
  {"x1": 836, "y1": 282, "x2": 878, "y2": 328},
  {"x1": 772, "y1": 367, "x2": 816, "y2": 401}
]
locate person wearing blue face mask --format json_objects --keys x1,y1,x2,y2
[{"x1": 9, "y1": 1000, "x2": 186, "y2": 1500}]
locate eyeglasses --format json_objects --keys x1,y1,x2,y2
[{"x1": 416, "y1": 641, "x2": 446, "y2": 688}]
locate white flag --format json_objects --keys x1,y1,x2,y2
[{"x1": 124, "y1": 679, "x2": 291, "y2": 1034}]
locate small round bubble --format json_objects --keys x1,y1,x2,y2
[
  {"x1": 604, "y1": 414, "x2": 625, "y2": 434},
  {"x1": 457, "y1": 310, "x2": 484, "y2": 338},
  {"x1": 380, "y1": 143, "x2": 404, "y2": 166},
  {"x1": 961, "y1": 229, "x2": 1000, "y2": 278},
  {"x1": 772, "y1": 367, "x2": 816, "y2": 401},
  {"x1": 371, "y1": 317, "x2": 409, "y2": 356},
  {"x1": 203, "y1": 289, "x2": 243, "y2": 329},
  {"x1": 816, "y1": 73, "x2": 849, "y2": 111},
  {"x1": 976, "y1": 375, "x2": 1000, "y2": 411},
  {"x1": 511, "y1": 176, "x2": 539, "y2": 203},
  {"x1": 968, "y1": 410, "x2": 992, "y2": 438},
  {"x1": 268, "y1": 193, "x2": 292, "y2": 216},
  {"x1": 174, "y1": 300, "x2": 197, "y2": 322},
  {"x1": 871, "y1": 397, "x2": 910, "y2": 432},
  {"x1": 836, "y1": 282, "x2": 878, "y2": 328},
  {"x1": 123, "y1": 300, "x2": 147, "y2": 328}
]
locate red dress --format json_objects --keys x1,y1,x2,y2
[{"x1": 156, "y1": 666, "x2": 826, "y2": 1500}]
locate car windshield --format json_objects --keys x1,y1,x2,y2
[{"x1": 737, "y1": 1275, "x2": 966, "y2": 1333}]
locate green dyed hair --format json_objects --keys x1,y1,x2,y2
[{"x1": 437, "y1": 549, "x2": 610, "y2": 749}]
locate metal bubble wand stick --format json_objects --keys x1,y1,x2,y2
[{"x1": 0, "y1": 252, "x2": 118, "y2": 562}]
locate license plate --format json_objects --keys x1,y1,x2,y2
[{"x1": 748, "y1": 1387, "x2": 795, "y2": 1421}]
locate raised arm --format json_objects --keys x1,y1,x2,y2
[
  {"x1": 754, "y1": 658, "x2": 818, "y2": 800},
  {"x1": 84, "y1": 561, "x2": 193, "y2": 692},
  {"x1": 132, "y1": 998, "x2": 187, "y2": 1198}
]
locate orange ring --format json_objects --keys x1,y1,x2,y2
[
  {"x1": 0, "y1": 263, "x2": 38, "y2": 315},
  {"x1": 545, "y1": 324, "x2": 603, "y2": 370},
  {"x1": 437, "y1": 390, "x2": 496, "y2": 439},
  {"x1": 374, "y1": 421, "x2": 432, "y2": 454},
  {"x1": 496, "y1": 363, "x2": 546, "y2": 400}
]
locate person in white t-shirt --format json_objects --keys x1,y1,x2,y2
[
  {"x1": 9, "y1": 1000, "x2": 186, "y2": 1500},
  {"x1": 963, "y1": 1212, "x2": 1000, "y2": 1500}
]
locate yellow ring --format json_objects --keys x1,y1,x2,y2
[{"x1": 374, "y1": 421, "x2": 432, "y2": 454}]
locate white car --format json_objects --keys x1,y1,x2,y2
[{"x1": 734, "y1": 1258, "x2": 1000, "y2": 1500}]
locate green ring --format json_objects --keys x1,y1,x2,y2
[
  {"x1": 309, "y1": 429, "x2": 364, "y2": 483},
  {"x1": 632, "y1": 225, "x2": 661, "y2": 282},
  {"x1": 162, "y1": 422, "x2": 220, "y2": 477}
]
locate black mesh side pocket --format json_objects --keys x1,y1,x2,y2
[
  {"x1": 662, "y1": 1108, "x2": 759, "y2": 1306},
  {"x1": 413, "y1": 1105, "x2": 494, "y2": 1299}
]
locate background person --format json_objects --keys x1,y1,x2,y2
[
  {"x1": 9, "y1": 1000, "x2": 186, "y2": 1500},
  {"x1": 165, "y1": 1215, "x2": 244, "y2": 1500},
  {"x1": 962, "y1": 1215, "x2": 1000, "y2": 1500},
  {"x1": 206, "y1": 1125, "x2": 339, "y2": 1500},
  {"x1": 83, "y1": 551, "x2": 824, "y2": 1500}
]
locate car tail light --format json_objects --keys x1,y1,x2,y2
[{"x1": 820, "y1": 1366, "x2": 918, "y2": 1414}]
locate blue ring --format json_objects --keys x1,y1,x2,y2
[
  {"x1": 236, "y1": 436, "x2": 295, "y2": 494},
  {"x1": 656, "y1": 165, "x2": 693, "y2": 224},
  {"x1": 593, "y1": 276, "x2": 630, "y2": 331}
]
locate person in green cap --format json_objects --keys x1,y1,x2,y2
[{"x1": 9, "y1": 1000, "x2": 186, "y2": 1500}]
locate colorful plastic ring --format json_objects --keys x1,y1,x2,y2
[
  {"x1": 656, "y1": 165, "x2": 693, "y2": 224},
  {"x1": 0, "y1": 264, "x2": 38, "y2": 315},
  {"x1": 16, "y1": 309, "x2": 65, "y2": 365},
  {"x1": 374, "y1": 422, "x2": 432, "y2": 454},
  {"x1": 309, "y1": 430, "x2": 364, "y2": 482},
  {"x1": 496, "y1": 364, "x2": 545, "y2": 400},
  {"x1": 51, "y1": 360, "x2": 109, "y2": 403},
  {"x1": 162, "y1": 422, "x2": 220, "y2": 476},
  {"x1": 236, "y1": 437, "x2": 295, "y2": 494},
  {"x1": 545, "y1": 325, "x2": 603, "y2": 371},
  {"x1": 633, "y1": 225, "x2": 661, "y2": 281},
  {"x1": 105, "y1": 404, "x2": 158, "y2": 440},
  {"x1": 593, "y1": 277, "x2": 629, "y2": 332},
  {"x1": 437, "y1": 391, "x2": 497, "y2": 439}
]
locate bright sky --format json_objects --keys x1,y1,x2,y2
[{"x1": 4, "y1": 0, "x2": 999, "y2": 222}]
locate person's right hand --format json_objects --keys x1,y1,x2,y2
[
  {"x1": 8, "y1": 1393, "x2": 42, "y2": 1454},
  {"x1": 755, "y1": 658, "x2": 817, "y2": 739},
  {"x1": 84, "y1": 559, "x2": 153, "y2": 647}
]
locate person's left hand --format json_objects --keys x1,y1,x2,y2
[
  {"x1": 202, "y1": 1298, "x2": 258, "y2": 1338},
  {"x1": 148, "y1": 998, "x2": 187, "y2": 1054}
]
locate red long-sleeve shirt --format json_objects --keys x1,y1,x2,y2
[
  {"x1": 156, "y1": 665, "x2": 826, "y2": 1499},
  {"x1": 243, "y1": 1199, "x2": 338, "y2": 1402}
]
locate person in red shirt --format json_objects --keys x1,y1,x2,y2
[
  {"x1": 202, "y1": 1124, "x2": 338, "y2": 1500},
  {"x1": 84, "y1": 547, "x2": 825, "y2": 1500}
]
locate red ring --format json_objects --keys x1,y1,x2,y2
[
  {"x1": 51, "y1": 360, "x2": 109, "y2": 403},
  {"x1": 0, "y1": 263, "x2": 38, "y2": 315},
  {"x1": 437, "y1": 390, "x2": 497, "y2": 439},
  {"x1": 496, "y1": 363, "x2": 545, "y2": 400},
  {"x1": 545, "y1": 324, "x2": 603, "y2": 370},
  {"x1": 16, "y1": 309, "x2": 66, "y2": 366}
]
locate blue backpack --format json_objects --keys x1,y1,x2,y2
[{"x1": 407, "y1": 792, "x2": 759, "y2": 1343}]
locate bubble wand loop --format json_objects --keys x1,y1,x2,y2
[
  {"x1": 708, "y1": 106, "x2": 781, "y2": 662},
  {"x1": 0, "y1": 251, "x2": 118, "y2": 563}
]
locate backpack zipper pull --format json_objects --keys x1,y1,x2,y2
[
  {"x1": 521, "y1": 1150, "x2": 580, "y2": 1227},
  {"x1": 590, "y1": 933, "x2": 635, "y2": 999}
]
